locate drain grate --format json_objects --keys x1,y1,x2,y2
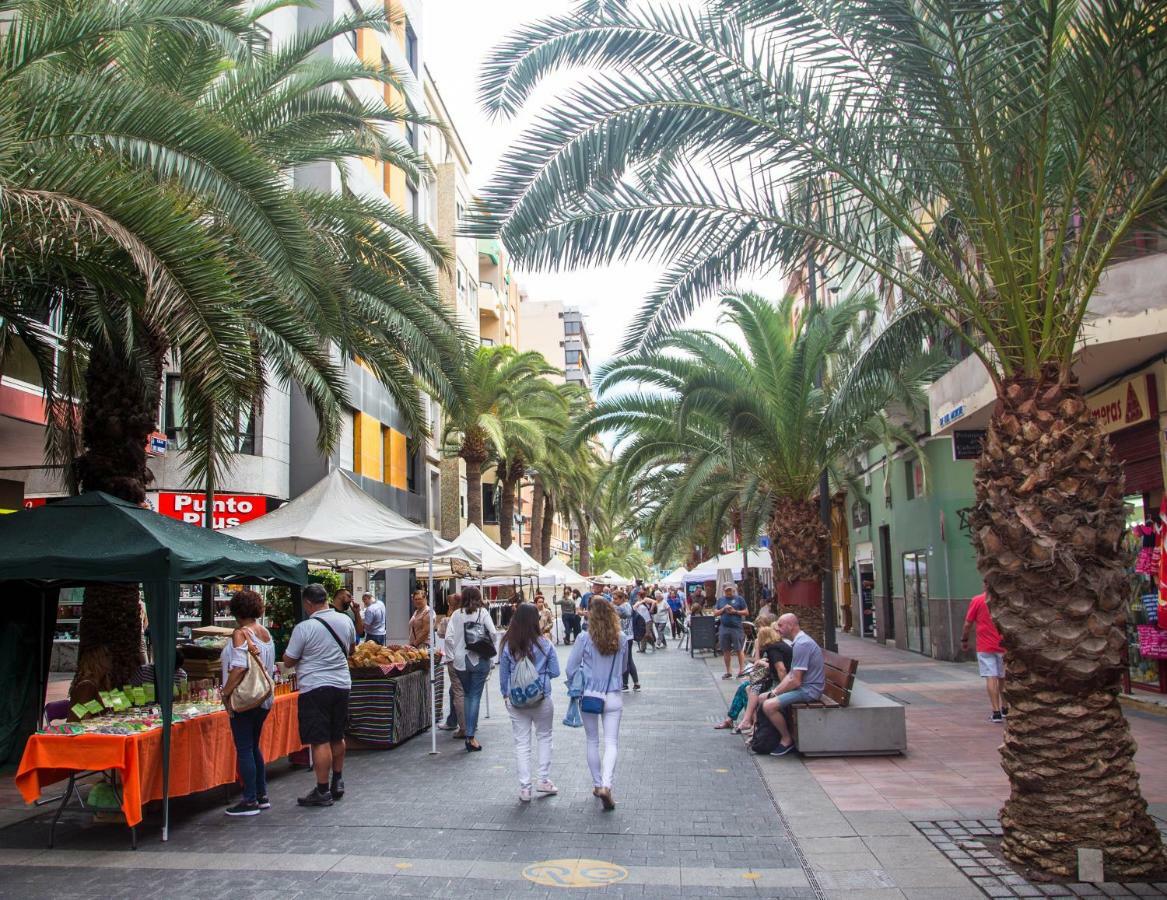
[{"x1": 913, "y1": 818, "x2": 1167, "y2": 898}]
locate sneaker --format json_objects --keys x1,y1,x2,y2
[
  {"x1": 633, "y1": 683, "x2": 641, "y2": 691},
  {"x1": 257, "y1": 795, "x2": 271, "y2": 810},
  {"x1": 330, "y1": 777, "x2": 345, "y2": 800},
  {"x1": 622, "y1": 685, "x2": 630, "y2": 692},
  {"x1": 297, "y1": 786, "x2": 333, "y2": 807},
  {"x1": 225, "y1": 800, "x2": 260, "y2": 817},
  {"x1": 1000, "y1": 707, "x2": 1009, "y2": 717},
  {"x1": 769, "y1": 743, "x2": 796, "y2": 757},
  {"x1": 990, "y1": 711, "x2": 1004, "y2": 724},
  {"x1": 519, "y1": 785, "x2": 532, "y2": 803},
  {"x1": 535, "y1": 780, "x2": 558, "y2": 795}
]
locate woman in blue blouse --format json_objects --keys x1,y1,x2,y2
[{"x1": 499, "y1": 603, "x2": 561, "y2": 802}]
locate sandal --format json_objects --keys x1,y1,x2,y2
[{"x1": 714, "y1": 720, "x2": 734, "y2": 730}]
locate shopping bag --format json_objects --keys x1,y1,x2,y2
[{"x1": 562, "y1": 696, "x2": 583, "y2": 728}]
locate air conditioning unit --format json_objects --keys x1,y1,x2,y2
[{"x1": 863, "y1": 473, "x2": 872, "y2": 490}]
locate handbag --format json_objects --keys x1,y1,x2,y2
[
  {"x1": 579, "y1": 642, "x2": 620, "y2": 715},
  {"x1": 229, "y1": 630, "x2": 273, "y2": 713},
  {"x1": 464, "y1": 610, "x2": 497, "y2": 660}
]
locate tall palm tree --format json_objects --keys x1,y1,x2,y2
[
  {"x1": 529, "y1": 383, "x2": 596, "y2": 562},
  {"x1": 474, "y1": 0, "x2": 1167, "y2": 874},
  {"x1": 0, "y1": 0, "x2": 467, "y2": 696},
  {"x1": 578, "y1": 292, "x2": 937, "y2": 643},
  {"x1": 442, "y1": 346, "x2": 560, "y2": 529}
]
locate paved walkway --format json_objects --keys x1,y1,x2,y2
[{"x1": 3, "y1": 633, "x2": 1166, "y2": 898}]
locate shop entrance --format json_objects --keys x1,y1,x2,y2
[
  {"x1": 857, "y1": 561, "x2": 876, "y2": 637},
  {"x1": 903, "y1": 549, "x2": 930, "y2": 655},
  {"x1": 878, "y1": 524, "x2": 895, "y2": 641}
]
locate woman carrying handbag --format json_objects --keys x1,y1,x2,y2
[
  {"x1": 565, "y1": 598, "x2": 627, "y2": 810},
  {"x1": 446, "y1": 586, "x2": 498, "y2": 752},
  {"x1": 220, "y1": 590, "x2": 276, "y2": 817}
]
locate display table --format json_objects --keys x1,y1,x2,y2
[
  {"x1": 15, "y1": 692, "x2": 302, "y2": 829},
  {"x1": 347, "y1": 666, "x2": 442, "y2": 749}
]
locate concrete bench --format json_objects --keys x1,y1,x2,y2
[{"x1": 791, "y1": 650, "x2": 907, "y2": 757}]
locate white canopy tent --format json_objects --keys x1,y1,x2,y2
[
  {"x1": 224, "y1": 468, "x2": 480, "y2": 756},
  {"x1": 545, "y1": 557, "x2": 589, "y2": 589},
  {"x1": 682, "y1": 547, "x2": 773, "y2": 584},
  {"x1": 659, "y1": 566, "x2": 689, "y2": 588},
  {"x1": 593, "y1": 569, "x2": 634, "y2": 587},
  {"x1": 378, "y1": 523, "x2": 522, "y2": 579},
  {"x1": 506, "y1": 543, "x2": 562, "y2": 585}
]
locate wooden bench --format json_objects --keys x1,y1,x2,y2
[{"x1": 790, "y1": 650, "x2": 906, "y2": 757}]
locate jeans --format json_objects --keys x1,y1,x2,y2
[
  {"x1": 507, "y1": 696, "x2": 554, "y2": 788},
  {"x1": 727, "y1": 683, "x2": 749, "y2": 721},
  {"x1": 562, "y1": 614, "x2": 581, "y2": 643},
  {"x1": 364, "y1": 633, "x2": 386, "y2": 645},
  {"x1": 622, "y1": 638, "x2": 639, "y2": 688},
  {"x1": 445, "y1": 661, "x2": 465, "y2": 729},
  {"x1": 670, "y1": 611, "x2": 683, "y2": 638},
  {"x1": 582, "y1": 692, "x2": 623, "y2": 789},
  {"x1": 654, "y1": 622, "x2": 668, "y2": 645},
  {"x1": 457, "y1": 656, "x2": 491, "y2": 738},
  {"x1": 229, "y1": 706, "x2": 270, "y2": 802}
]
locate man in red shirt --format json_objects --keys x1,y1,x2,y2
[{"x1": 961, "y1": 591, "x2": 1006, "y2": 723}]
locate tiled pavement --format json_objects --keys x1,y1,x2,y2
[
  {"x1": 0, "y1": 641, "x2": 818, "y2": 899},
  {"x1": 4, "y1": 633, "x2": 1167, "y2": 898}
]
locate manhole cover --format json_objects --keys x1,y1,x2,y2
[{"x1": 522, "y1": 859, "x2": 629, "y2": 888}]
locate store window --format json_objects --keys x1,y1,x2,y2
[
  {"x1": 482, "y1": 484, "x2": 498, "y2": 524},
  {"x1": 902, "y1": 550, "x2": 930, "y2": 654},
  {"x1": 904, "y1": 458, "x2": 924, "y2": 500}
]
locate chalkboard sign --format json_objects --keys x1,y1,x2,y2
[{"x1": 953, "y1": 429, "x2": 987, "y2": 461}]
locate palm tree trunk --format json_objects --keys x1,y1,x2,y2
[
  {"x1": 969, "y1": 365, "x2": 1164, "y2": 878},
  {"x1": 769, "y1": 496, "x2": 829, "y2": 646},
  {"x1": 541, "y1": 492, "x2": 554, "y2": 563},
  {"x1": 530, "y1": 476, "x2": 545, "y2": 559},
  {"x1": 499, "y1": 475, "x2": 516, "y2": 548},
  {"x1": 460, "y1": 428, "x2": 488, "y2": 529},
  {"x1": 70, "y1": 337, "x2": 165, "y2": 702},
  {"x1": 577, "y1": 512, "x2": 591, "y2": 576}
]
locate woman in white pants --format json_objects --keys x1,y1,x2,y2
[
  {"x1": 499, "y1": 602, "x2": 561, "y2": 802},
  {"x1": 565, "y1": 598, "x2": 628, "y2": 810}
]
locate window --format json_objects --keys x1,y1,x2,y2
[
  {"x1": 482, "y1": 484, "x2": 498, "y2": 524},
  {"x1": 565, "y1": 350, "x2": 582, "y2": 366},
  {"x1": 456, "y1": 266, "x2": 466, "y2": 305},
  {"x1": 406, "y1": 438, "x2": 418, "y2": 493},
  {"x1": 405, "y1": 23, "x2": 418, "y2": 74},
  {"x1": 338, "y1": 412, "x2": 355, "y2": 471},
  {"x1": 904, "y1": 458, "x2": 924, "y2": 500},
  {"x1": 901, "y1": 550, "x2": 931, "y2": 654},
  {"x1": 407, "y1": 182, "x2": 419, "y2": 220},
  {"x1": 247, "y1": 24, "x2": 272, "y2": 55},
  {"x1": 405, "y1": 120, "x2": 417, "y2": 151},
  {"x1": 165, "y1": 375, "x2": 254, "y2": 454},
  {"x1": 346, "y1": 0, "x2": 362, "y2": 52},
  {"x1": 564, "y1": 320, "x2": 581, "y2": 335},
  {"x1": 456, "y1": 200, "x2": 465, "y2": 223}
]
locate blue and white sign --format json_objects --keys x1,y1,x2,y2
[{"x1": 938, "y1": 405, "x2": 965, "y2": 428}]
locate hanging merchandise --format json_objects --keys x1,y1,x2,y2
[
  {"x1": 1138, "y1": 625, "x2": 1167, "y2": 659},
  {"x1": 1136, "y1": 521, "x2": 1157, "y2": 575},
  {"x1": 1158, "y1": 498, "x2": 1167, "y2": 630},
  {"x1": 1143, "y1": 593, "x2": 1160, "y2": 626}
]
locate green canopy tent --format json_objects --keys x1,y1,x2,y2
[{"x1": 0, "y1": 492, "x2": 307, "y2": 841}]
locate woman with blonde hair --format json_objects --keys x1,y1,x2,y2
[
  {"x1": 565, "y1": 598, "x2": 628, "y2": 810},
  {"x1": 713, "y1": 625, "x2": 791, "y2": 734}
]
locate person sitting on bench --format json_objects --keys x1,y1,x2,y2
[{"x1": 760, "y1": 614, "x2": 825, "y2": 757}]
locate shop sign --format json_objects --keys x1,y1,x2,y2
[
  {"x1": 938, "y1": 404, "x2": 964, "y2": 428},
  {"x1": 1088, "y1": 374, "x2": 1155, "y2": 435},
  {"x1": 22, "y1": 497, "x2": 48, "y2": 509},
  {"x1": 146, "y1": 431, "x2": 168, "y2": 457},
  {"x1": 952, "y1": 429, "x2": 987, "y2": 461},
  {"x1": 153, "y1": 492, "x2": 268, "y2": 529}
]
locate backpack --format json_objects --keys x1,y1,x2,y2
[
  {"x1": 508, "y1": 644, "x2": 548, "y2": 708},
  {"x1": 749, "y1": 714, "x2": 783, "y2": 755}
]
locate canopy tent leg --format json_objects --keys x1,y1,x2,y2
[
  {"x1": 428, "y1": 556, "x2": 438, "y2": 756},
  {"x1": 145, "y1": 580, "x2": 178, "y2": 842}
]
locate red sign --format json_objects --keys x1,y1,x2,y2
[
  {"x1": 22, "y1": 497, "x2": 48, "y2": 509},
  {"x1": 153, "y1": 492, "x2": 269, "y2": 529}
]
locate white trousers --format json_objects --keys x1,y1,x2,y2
[
  {"x1": 507, "y1": 696, "x2": 554, "y2": 788},
  {"x1": 582, "y1": 692, "x2": 623, "y2": 789}
]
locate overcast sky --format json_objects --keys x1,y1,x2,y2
[{"x1": 423, "y1": 0, "x2": 719, "y2": 374}]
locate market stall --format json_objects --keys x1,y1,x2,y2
[
  {"x1": 16, "y1": 690, "x2": 302, "y2": 842},
  {"x1": 0, "y1": 492, "x2": 308, "y2": 842},
  {"x1": 346, "y1": 646, "x2": 441, "y2": 749},
  {"x1": 227, "y1": 469, "x2": 481, "y2": 753}
]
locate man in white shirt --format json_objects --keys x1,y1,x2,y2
[
  {"x1": 283, "y1": 584, "x2": 356, "y2": 807},
  {"x1": 361, "y1": 592, "x2": 387, "y2": 645}
]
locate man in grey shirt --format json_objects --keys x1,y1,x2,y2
[
  {"x1": 283, "y1": 584, "x2": 356, "y2": 807},
  {"x1": 760, "y1": 613, "x2": 825, "y2": 757},
  {"x1": 361, "y1": 592, "x2": 386, "y2": 645}
]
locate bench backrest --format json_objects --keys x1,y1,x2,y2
[{"x1": 822, "y1": 651, "x2": 859, "y2": 707}]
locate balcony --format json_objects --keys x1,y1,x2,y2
[
  {"x1": 928, "y1": 251, "x2": 1167, "y2": 434},
  {"x1": 478, "y1": 281, "x2": 502, "y2": 321}
]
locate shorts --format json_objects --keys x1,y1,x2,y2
[
  {"x1": 776, "y1": 686, "x2": 821, "y2": 709},
  {"x1": 297, "y1": 685, "x2": 350, "y2": 746},
  {"x1": 977, "y1": 652, "x2": 1005, "y2": 678},
  {"x1": 719, "y1": 629, "x2": 744, "y2": 652}
]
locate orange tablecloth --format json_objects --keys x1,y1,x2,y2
[{"x1": 15, "y1": 692, "x2": 302, "y2": 827}]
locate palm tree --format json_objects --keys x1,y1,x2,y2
[
  {"x1": 474, "y1": 0, "x2": 1167, "y2": 875},
  {"x1": 529, "y1": 384, "x2": 597, "y2": 562},
  {"x1": 442, "y1": 346, "x2": 560, "y2": 529},
  {"x1": 0, "y1": 1, "x2": 468, "y2": 696},
  {"x1": 578, "y1": 292, "x2": 936, "y2": 643}
]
